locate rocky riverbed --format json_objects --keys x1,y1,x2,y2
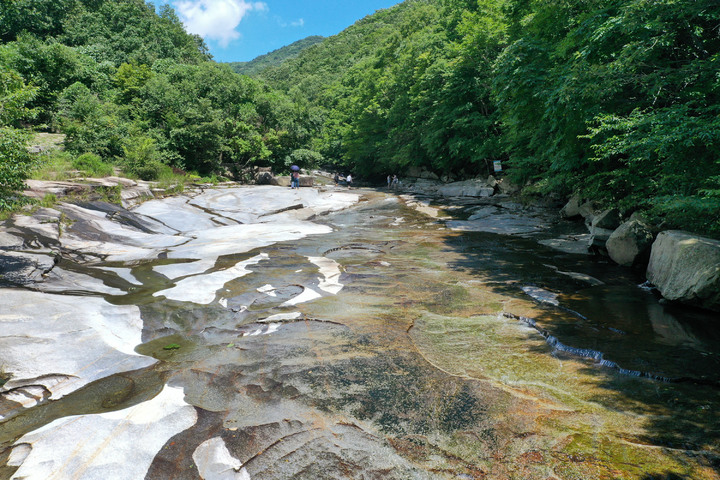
[{"x1": 1, "y1": 184, "x2": 719, "y2": 479}]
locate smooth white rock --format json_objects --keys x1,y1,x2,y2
[
  {"x1": 154, "y1": 253, "x2": 269, "y2": 304},
  {"x1": 281, "y1": 286, "x2": 322, "y2": 306},
  {"x1": 259, "y1": 312, "x2": 302, "y2": 323},
  {"x1": 10, "y1": 386, "x2": 197, "y2": 480},
  {"x1": 0, "y1": 290, "x2": 155, "y2": 401},
  {"x1": 193, "y1": 437, "x2": 251, "y2": 480},
  {"x1": 308, "y1": 256, "x2": 344, "y2": 295}
]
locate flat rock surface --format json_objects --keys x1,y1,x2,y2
[{"x1": 2, "y1": 186, "x2": 720, "y2": 480}]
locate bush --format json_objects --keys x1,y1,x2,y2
[
  {"x1": 72, "y1": 152, "x2": 113, "y2": 177},
  {"x1": 0, "y1": 127, "x2": 34, "y2": 210},
  {"x1": 121, "y1": 136, "x2": 166, "y2": 181}
]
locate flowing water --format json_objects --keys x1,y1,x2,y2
[{"x1": 1, "y1": 187, "x2": 719, "y2": 479}]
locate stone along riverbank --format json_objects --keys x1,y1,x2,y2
[{"x1": 1, "y1": 184, "x2": 719, "y2": 479}]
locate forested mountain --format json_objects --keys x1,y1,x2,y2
[
  {"x1": 256, "y1": 0, "x2": 720, "y2": 237},
  {"x1": 1, "y1": 0, "x2": 719, "y2": 236},
  {"x1": 227, "y1": 36, "x2": 325, "y2": 76}
]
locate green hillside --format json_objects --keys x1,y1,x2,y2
[
  {"x1": 227, "y1": 36, "x2": 325, "y2": 76},
  {"x1": 0, "y1": 0, "x2": 319, "y2": 205},
  {"x1": 258, "y1": 0, "x2": 720, "y2": 237}
]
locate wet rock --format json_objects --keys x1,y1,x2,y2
[
  {"x1": 647, "y1": 231, "x2": 720, "y2": 312},
  {"x1": 591, "y1": 208, "x2": 622, "y2": 230},
  {"x1": 588, "y1": 226, "x2": 614, "y2": 254},
  {"x1": 0, "y1": 251, "x2": 55, "y2": 285},
  {"x1": 606, "y1": 220, "x2": 655, "y2": 266}
]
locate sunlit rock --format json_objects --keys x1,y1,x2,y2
[
  {"x1": 155, "y1": 253, "x2": 269, "y2": 304},
  {"x1": 606, "y1": 220, "x2": 655, "y2": 266},
  {"x1": 9, "y1": 386, "x2": 197, "y2": 480},
  {"x1": 193, "y1": 437, "x2": 251, "y2": 480},
  {"x1": 647, "y1": 231, "x2": 720, "y2": 311},
  {"x1": 0, "y1": 290, "x2": 155, "y2": 404}
]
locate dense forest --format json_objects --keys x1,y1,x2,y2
[
  {"x1": 1, "y1": 0, "x2": 719, "y2": 236},
  {"x1": 227, "y1": 36, "x2": 325, "y2": 76}
]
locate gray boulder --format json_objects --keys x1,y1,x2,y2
[
  {"x1": 255, "y1": 169, "x2": 275, "y2": 185},
  {"x1": 437, "y1": 179, "x2": 494, "y2": 198},
  {"x1": 560, "y1": 195, "x2": 581, "y2": 218},
  {"x1": 497, "y1": 178, "x2": 519, "y2": 195},
  {"x1": 588, "y1": 226, "x2": 615, "y2": 253},
  {"x1": 647, "y1": 231, "x2": 720, "y2": 312},
  {"x1": 606, "y1": 220, "x2": 654, "y2": 266},
  {"x1": 591, "y1": 208, "x2": 622, "y2": 230},
  {"x1": 419, "y1": 168, "x2": 440, "y2": 180}
]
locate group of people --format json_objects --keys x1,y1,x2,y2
[
  {"x1": 333, "y1": 173, "x2": 353, "y2": 188},
  {"x1": 386, "y1": 174, "x2": 399, "y2": 189}
]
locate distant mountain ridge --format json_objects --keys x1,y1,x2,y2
[{"x1": 227, "y1": 36, "x2": 325, "y2": 76}]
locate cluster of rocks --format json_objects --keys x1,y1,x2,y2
[
  {"x1": 24, "y1": 178, "x2": 156, "y2": 208},
  {"x1": 561, "y1": 195, "x2": 720, "y2": 312},
  {"x1": 253, "y1": 167, "x2": 314, "y2": 187},
  {"x1": 401, "y1": 167, "x2": 519, "y2": 198}
]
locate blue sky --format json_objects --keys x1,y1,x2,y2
[{"x1": 149, "y1": 0, "x2": 401, "y2": 63}]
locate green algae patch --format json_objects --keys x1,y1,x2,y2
[{"x1": 136, "y1": 334, "x2": 197, "y2": 361}]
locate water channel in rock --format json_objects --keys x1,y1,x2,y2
[{"x1": 1, "y1": 185, "x2": 719, "y2": 479}]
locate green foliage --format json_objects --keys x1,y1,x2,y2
[
  {"x1": 72, "y1": 152, "x2": 113, "y2": 177},
  {"x1": 31, "y1": 150, "x2": 75, "y2": 181},
  {"x1": 0, "y1": 127, "x2": 35, "y2": 209},
  {"x1": 286, "y1": 148, "x2": 323, "y2": 169},
  {"x1": 0, "y1": 66, "x2": 39, "y2": 125},
  {"x1": 121, "y1": 136, "x2": 167, "y2": 181},
  {"x1": 0, "y1": 67, "x2": 37, "y2": 209}
]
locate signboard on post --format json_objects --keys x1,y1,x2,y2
[{"x1": 493, "y1": 161, "x2": 503, "y2": 173}]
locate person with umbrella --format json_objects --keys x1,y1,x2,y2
[{"x1": 290, "y1": 165, "x2": 300, "y2": 189}]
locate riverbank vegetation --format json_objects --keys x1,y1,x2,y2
[{"x1": 1, "y1": 0, "x2": 718, "y2": 236}]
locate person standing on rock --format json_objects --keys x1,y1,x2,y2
[
  {"x1": 346, "y1": 173, "x2": 353, "y2": 189},
  {"x1": 392, "y1": 175, "x2": 398, "y2": 189},
  {"x1": 291, "y1": 170, "x2": 300, "y2": 189},
  {"x1": 387, "y1": 175, "x2": 392, "y2": 189}
]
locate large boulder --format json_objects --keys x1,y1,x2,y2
[
  {"x1": 646, "y1": 231, "x2": 720, "y2": 312},
  {"x1": 255, "y1": 169, "x2": 275, "y2": 185},
  {"x1": 606, "y1": 220, "x2": 655, "y2": 266},
  {"x1": 437, "y1": 179, "x2": 494, "y2": 198},
  {"x1": 591, "y1": 208, "x2": 622, "y2": 230}
]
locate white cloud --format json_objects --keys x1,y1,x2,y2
[
  {"x1": 173, "y1": 0, "x2": 268, "y2": 47},
  {"x1": 277, "y1": 17, "x2": 305, "y2": 28}
]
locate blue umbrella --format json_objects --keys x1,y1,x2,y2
[{"x1": 290, "y1": 165, "x2": 300, "y2": 171}]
